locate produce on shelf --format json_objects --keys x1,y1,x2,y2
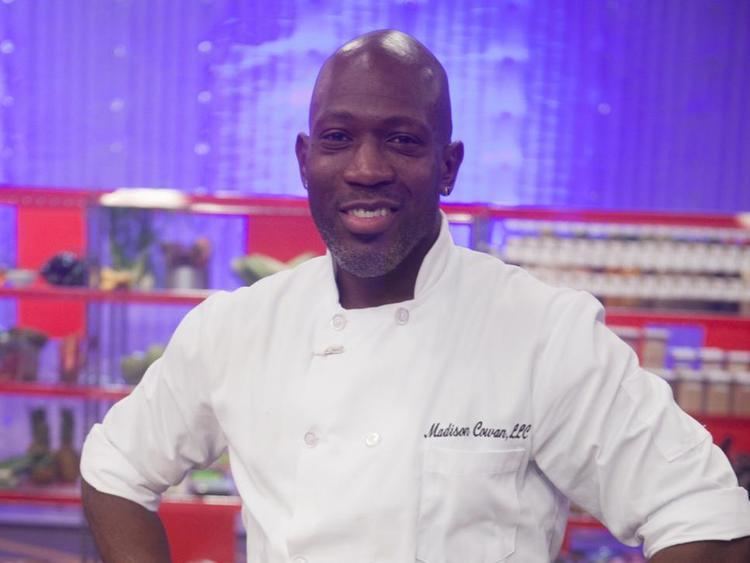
[
  {"x1": 107, "y1": 206, "x2": 156, "y2": 289},
  {"x1": 99, "y1": 266, "x2": 139, "y2": 291},
  {"x1": 40, "y1": 252, "x2": 88, "y2": 287},
  {"x1": 1, "y1": 268, "x2": 37, "y2": 288},
  {"x1": 188, "y1": 468, "x2": 235, "y2": 496},
  {"x1": 232, "y1": 252, "x2": 316, "y2": 286},
  {"x1": 162, "y1": 238, "x2": 211, "y2": 289},
  {"x1": 0, "y1": 408, "x2": 80, "y2": 487},
  {"x1": 120, "y1": 344, "x2": 165, "y2": 385},
  {"x1": 59, "y1": 334, "x2": 85, "y2": 384},
  {"x1": 28, "y1": 408, "x2": 56, "y2": 485},
  {"x1": 0, "y1": 327, "x2": 48, "y2": 381},
  {"x1": 55, "y1": 409, "x2": 79, "y2": 483}
]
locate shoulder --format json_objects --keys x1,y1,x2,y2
[
  {"x1": 451, "y1": 246, "x2": 601, "y2": 324},
  {"x1": 195, "y1": 254, "x2": 330, "y2": 322}
]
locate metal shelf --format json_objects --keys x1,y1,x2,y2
[
  {"x1": 0, "y1": 284, "x2": 212, "y2": 306},
  {"x1": 0, "y1": 486, "x2": 242, "y2": 509},
  {"x1": 0, "y1": 380, "x2": 131, "y2": 401}
]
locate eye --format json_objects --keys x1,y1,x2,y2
[
  {"x1": 320, "y1": 131, "x2": 351, "y2": 144},
  {"x1": 389, "y1": 134, "x2": 419, "y2": 145}
]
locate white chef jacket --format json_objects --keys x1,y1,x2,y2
[{"x1": 81, "y1": 214, "x2": 750, "y2": 563}]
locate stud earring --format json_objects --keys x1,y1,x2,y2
[{"x1": 441, "y1": 185, "x2": 451, "y2": 196}]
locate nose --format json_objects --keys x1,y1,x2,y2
[{"x1": 342, "y1": 138, "x2": 395, "y2": 188}]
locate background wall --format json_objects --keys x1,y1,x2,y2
[{"x1": 0, "y1": 0, "x2": 748, "y2": 212}]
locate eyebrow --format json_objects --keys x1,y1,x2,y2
[{"x1": 314, "y1": 111, "x2": 430, "y2": 132}]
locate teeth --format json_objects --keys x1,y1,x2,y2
[{"x1": 348, "y1": 208, "x2": 391, "y2": 218}]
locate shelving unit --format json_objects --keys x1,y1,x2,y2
[
  {"x1": 0, "y1": 285, "x2": 210, "y2": 306},
  {"x1": 0, "y1": 380, "x2": 131, "y2": 401},
  {"x1": 1, "y1": 186, "x2": 749, "y2": 561},
  {"x1": 0, "y1": 487, "x2": 242, "y2": 563}
]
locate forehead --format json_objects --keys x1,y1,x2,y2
[{"x1": 311, "y1": 53, "x2": 440, "y2": 130}]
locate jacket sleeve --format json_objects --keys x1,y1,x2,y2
[
  {"x1": 80, "y1": 294, "x2": 228, "y2": 511},
  {"x1": 531, "y1": 290, "x2": 750, "y2": 557}
]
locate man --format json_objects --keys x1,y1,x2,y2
[{"x1": 81, "y1": 30, "x2": 750, "y2": 562}]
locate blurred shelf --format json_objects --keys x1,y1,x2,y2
[
  {"x1": 3, "y1": 286, "x2": 748, "y2": 322},
  {"x1": 605, "y1": 308, "x2": 750, "y2": 328},
  {"x1": 0, "y1": 284, "x2": 212, "y2": 305},
  {"x1": 0, "y1": 380, "x2": 131, "y2": 401},
  {"x1": 2, "y1": 186, "x2": 747, "y2": 228},
  {"x1": 0, "y1": 485, "x2": 82, "y2": 506},
  {"x1": 606, "y1": 307, "x2": 750, "y2": 350},
  {"x1": 486, "y1": 205, "x2": 749, "y2": 229},
  {"x1": 0, "y1": 187, "x2": 313, "y2": 217},
  {"x1": 0, "y1": 485, "x2": 242, "y2": 510}
]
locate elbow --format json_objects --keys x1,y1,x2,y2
[{"x1": 650, "y1": 536, "x2": 750, "y2": 563}]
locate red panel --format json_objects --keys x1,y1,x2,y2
[
  {"x1": 16, "y1": 207, "x2": 86, "y2": 337},
  {"x1": 696, "y1": 415, "x2": 750, "y2": 456},
  {"x1": 159, "y1": 500, "x2": 240, "y2": 563},
  {"x1": 606, "y1": 310, "x2": 750, "y2": 350},
  {"x1": 0, "y1": 285, "x2": 210, "y2": 306},
  {"x1": 247, "y1": 214, "x2": 326, "y2": 262},
  {"x1": 487, "y1": 205, "x2": 745, "y2": 228},
  {"x1": 702, "y1": 323, "x2": 750, "y2": 349}
]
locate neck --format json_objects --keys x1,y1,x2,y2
[{"x1": 335, "y1": 222, "x2": 440, "y2": 310}]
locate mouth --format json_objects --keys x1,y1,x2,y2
[{"x1": 339, "y1": 201, "x2": 399, "y2": 235}]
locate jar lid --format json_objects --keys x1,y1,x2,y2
[
  {"x1": 676, "y1": 368, "x2": 704, "y2": 381},
  {"x1": 643, "y1": 327, "x2": 670, "y2": 340},
  {"x1": 727, "y1": 350, "x2": 750, "y2": 363},
  {"x1": 611, "y1": 326, "x2": 641, "y2": 339},
  {"x1": 699, "y1": 347, "x2": 726, "y2": 362},
  {"x1": 650, "y1": 367, "x2": 676, "y2": 381},
  {"x1": 671, "y1": 346, "x2": 698, "y2": 361},
  {"x1": 704, "y1": 369, "x2": 732, "y2": 383}
]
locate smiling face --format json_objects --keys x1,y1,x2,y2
[{"x1": 296, "y1": 31, "x2": 463, "y2": 279}]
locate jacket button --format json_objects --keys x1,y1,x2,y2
[
  {"x1": 395, "y1": 307, "x2": 409, "y2": 325},
  {"x1": 331, "y1": 314, "x2": 346, "y2": 330},
  {"x1": 365, "y1": 432, "x2": 381, "y2": 447}
]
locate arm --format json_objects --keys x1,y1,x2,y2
[
  {"x1": 650, "y1": 537, "x2": 750, "y2": 562},
  {"x1": 531, "y1": 291, "x2": 750, "y2": 557},
  {"x1": 81, "y1": 478, "x2": 170, "y2": 563},
  {"x1": 80, "y1": 296, "x2": 228, "y2": 561}
]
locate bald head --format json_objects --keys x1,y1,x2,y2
[{"x1": 310, "y1": 30, "x2": 453, "y2": 144}]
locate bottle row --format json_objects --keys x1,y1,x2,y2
[
  {"x1": 611, "y1": 325, "x2": 750, "y2": 416},
  {"x1": 527, "y1": 267, "x2": 750, "y2": 304},
  {"x1": 500, "y1": 235, "x2": 750, "y2": 274},
  {"x1": 501, "y1": 219, "x2": 750, "y2": 244}
]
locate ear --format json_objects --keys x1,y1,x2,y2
[
  {"x1": 295, "y1": 133, "x2": 310, "y2": 190},
  {"x1": 440, "y1": 140, "x2": 464, "y2": 196}
]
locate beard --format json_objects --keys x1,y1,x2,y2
[
  {"x1": 325, "y1": 230, "x2": 415, "y2": 278},
  {"x1": 310, "y1": 202, "x2": 439, "y2": 279}
]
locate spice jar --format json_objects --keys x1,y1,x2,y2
[
  {"x1": 642, "y1": 327, "x2": 670, "y2": 368},
  {"x1": 676, "y1": 368, "x2": 705, "y2": 414},
  {"x1": 699, "y1": 347, "x2": 725, "y2": 371},
  {"x1": 732, "y1": 371, "x2": 750, "y2": 416},
  {"x1": 670, "y1": 346, "x2": 698, "y2": 370},
  {"x1": 727, "y1": 350, "x2": 750, "y2": 374},
  {"x1": 704, "y1": 370, "x2": 732, "y2": 415}
]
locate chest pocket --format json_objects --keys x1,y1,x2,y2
[{"x1": 416, "y1": 447, "x2": 525, "y2": 563}]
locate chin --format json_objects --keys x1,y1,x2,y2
[{"x1": 331, "y1": 240, "x2": 409, "y2": 278}]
